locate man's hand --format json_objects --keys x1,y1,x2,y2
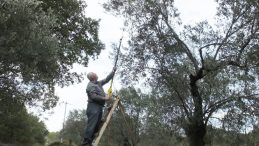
[{"x1": 104, "y1": 95, "x2": 112, "y2": 101}]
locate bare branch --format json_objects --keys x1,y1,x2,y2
[
  {"x1": 199, "y1": 43, "x2": 224, "y2": 50},
  {"x1": 199, "y1": 48, "x2": 204, "y2": 67},
  {"x1": 158, "y1": 7, "x2": 200, "y2": 72}
]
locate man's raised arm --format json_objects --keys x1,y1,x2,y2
[{"x1": 99, "y1": 67, "x2": 116, "y2": 85}]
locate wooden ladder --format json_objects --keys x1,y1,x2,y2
[{"x1": 92, "y1": 96, "x2": 121, "y2": 146}]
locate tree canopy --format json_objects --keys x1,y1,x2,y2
[
  {"x1": 0, "y1": 0, "x2": 104, "y2": 145},
  {"x1": 0, "y1": 0, "x2": 103, "y2": 109},
  {"x1": 104, "y1": 0, "x2": 259, "y2": 145}
]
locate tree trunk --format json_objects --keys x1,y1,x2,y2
[
  {"x1": 185, "y1": 122, "x2": 206, "y2": 146},
  {"x1": 187, "y1": 69, "x2": 206, "y2": 146}
]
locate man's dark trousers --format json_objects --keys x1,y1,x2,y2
[{"x1": 82, "y1": 102, "x2": 103, "y2": 146}]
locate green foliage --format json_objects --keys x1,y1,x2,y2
[
  {"x1": 40, "y1": 0, "x2": 104, "y2": 68},
  {"x1": 56, "y1": 88, "x2": 259, "y2": 146},
  {"x1": 47, "y1": 132, "x2": 60, "y2": 145},
  {"x1": 204, "y1": 125, "x2": 259, "y2": 146},
  {"x1": 0, "y1": 0, "x2": 103, "y2": 109},
  {"x1": 99, "y1": 87, "x2": 186, "y2": 146},
  {"x1": 0, "y1": 0, "x2": 103, "y2": 144},
  {"x1": 246, "y1": 126, "x2": 259, "y2": 146},
  {"x1": 0, "y1": 0, "x2": 59, "y2": 109},
  {"x1": 0, "y1": 97, "x2": 48, "y2": 145},
  {"x1": 100, "y1": 87, "x2": 145, "y2": 146},
  {"x1": 60, "y1": 109, "x2": 86, "y2": 145},
  {"x1": 48, "y1": 141, "x2": 73, "y2": 146}
]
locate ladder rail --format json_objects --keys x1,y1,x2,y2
[{"x1": 92, "y1": 96, "x2": 120, "y2": 146}]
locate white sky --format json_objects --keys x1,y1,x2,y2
[{"x1": 40, "y1": 0, "x2": 217, "y2": 132}]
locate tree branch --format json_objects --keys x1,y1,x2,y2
[
  {"x1": 204, "y1": 94, "x2": 259, "y2": 125},
  {"x1": 199, "y1": 43, "x2": 225, "y2": 50},
  {"x1": 199, "y1": 47, "x2": 204, "y2": 67},
  {"x1": 237, "y1": 37, "x2": 251, "y2": 62},
  {"x1": 204, "y1": 97, "x2": 234, "y2": 125},
  {"x1": 159, "y1": 69, "x2": 192, "y2": 120},
  {"x1": 158, "y1": 7, "x2": 199, "y2": 72},
  {"x1": 213, "y1": 7, "x2": 250, "y2": 60}
]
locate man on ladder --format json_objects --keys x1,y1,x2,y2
[
  {"x1": 81, "y1": 38, "x2": 122, "y2": 146},
  {"x1": 81, "y1": 67, "x2": 116, "y2": 146}
]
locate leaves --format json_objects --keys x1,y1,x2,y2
[
  {"x1": 61, "y1": 109, "x2": 86, "y2": 145},
  {"x1": 0, "y1": 96, "x2": 48, "y2": 145},
  {"x1": 0, "y1": 0, "x2": 103, "y2": 109}
]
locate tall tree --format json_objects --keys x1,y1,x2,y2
[
  {"x1": 0, "y1": 0, "x2": 103, "y2": 109},
  {"x1": 104, "y1": 0, "x2": 259, "y2": 146}
]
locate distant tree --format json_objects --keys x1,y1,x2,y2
[
  {"x1": 94, "y1": 87, "x2": 146, "y2": 146},
  {"x1": 47, "y1": 132, "x2": 60, "y2": 145},
  {"x1": 247, "y1": 125, "x2": 259, "y2": 146},
  {"x1": 98, "y1": 111, "x2": 126, "y2": 146},
  {"x1": 61, "y1": 109, "x2": 86, "y2": 145},
  {"x1": 0, "y1": 0, "x2": 103, "y2": 109},
  {"x1": 48, "y1": 141, "x2": 72, "y2": 146},
  {"x1": 140, "y1": 90, "x2": 187, "y2": 146},
  {"x1": 100, "y1": 87, "x2": 185, "y2": 146},
  {"x1": 118, "y1": 87, "x2": 146, "y2": 146},
  {"x1": 104, "y1": 0, "x2": 259, "y2": 146}
]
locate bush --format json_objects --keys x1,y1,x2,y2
[{"x1": 48, "y1": 141, "x2": 76, "y2": 146}]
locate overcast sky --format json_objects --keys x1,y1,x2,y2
[{"x1": 41, "y1": 0, "x2": 217, "y2": 132}]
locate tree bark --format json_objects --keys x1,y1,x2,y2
[
  {"x1": 185, "y1": 122, "x2": 206, "y2": 146},
  {"x1": 186, "y1": 68, "x2": 206, "y2": 146}
]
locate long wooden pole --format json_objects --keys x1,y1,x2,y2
[{"x1": 92, "y1": 96, "x2": 120, "y2": 146}]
